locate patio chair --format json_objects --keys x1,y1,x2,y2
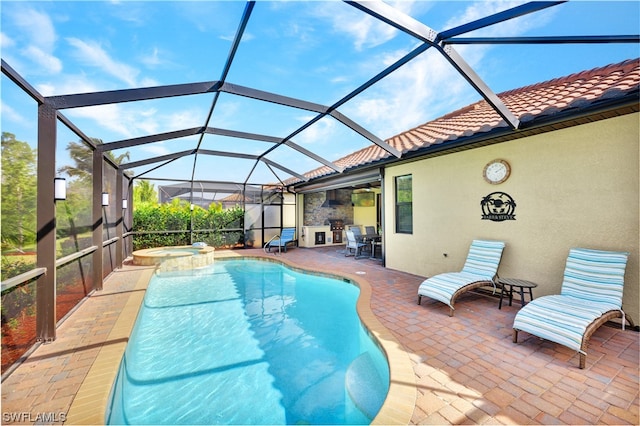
[
  {"x1": 345, "y1": 230, "x2": 367, "y2": 258},
  {"x1": 513, "y1": 248, "x2": 631, "y2": 369},
  {"x1": 349, "y1": 225, "x2": 364, "y2": 242},
  {"x1": 417, "y1": 239, "x2": 506, "y2": 316},
  {"x1": 364, "y1": 226, "x2": 380, "y2": 240},
  {"x1": 264, "y1": 228, "x2": 296, "y2": 253}
]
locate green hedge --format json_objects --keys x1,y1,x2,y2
[{"x1": 132, "y1": 200, "x2": 244, "y2": 250}]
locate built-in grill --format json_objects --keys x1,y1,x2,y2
[{"x1": 328, "y1": 219, "x2": 344, "y2": 244}]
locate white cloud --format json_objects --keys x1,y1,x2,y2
[
  {"x1": 7, "y1": 7, "x2": 63, "y2": 75},
  {"x1": 343, "y1": 0, "x2": 559, "y2": 138},
  {"x1": 138, "y1": 143, "x2": 171, "y2": 156},
  {"x1": 164, "y1": 109, "x2": 206, "y2": 131},
  {"x1": 140, "y1": 77, "x2": 160, "y2": 88},
  {"x1": 208, "y1": 99, "x2": 241, "y2": 129},
  {"x1": 140, "y1": 47, "x2": 162, "y2": 68},
  {"x1": 36, "y1": 83, "x2": 57, "y2": 97},
  {"x1": 348, "y1": 47, "x2": 475, "y2": 138},
  {"x1": 294, "y1": 115, "x2": 337, "y2": 146},
  {"x1": 0, "y1": 101, "x2": 30, "y2": 127},
  {"x1": 1, "y1": 33, "x2": 16, "y2": 48},
  {"x1": 66, "y1": 37, "x2": 140, "y2": 87},
  {"x1": 12, "y1": 8, "x2": 57, "y2": 51},
  {"x1": 36, "y1": 73, "x2": 99, "y2": 96},
  {"x1": 219, "y1": 32, "x2": 255, "y2": 43},
  {"x1": 137, "y1": 47, "x2": 178, "y2": 76},
  {"x1": 22, "y1": 45, "x2": 63, "y2": 73},
  {"x1": 443, "y1": 0, "x2": 554, "y2": 38},
  {"x1": 312, "y1": 0, "x2": 421, "y2": 51},
  {"x1": 69, "y1": 103, "x2": 194, "y2": 141},
  {"x1": 70, "y1": 104, "x2": 140, "y2": 138},
  {"x1": 315, "y1": 3, "x2": 394, "y2": 51},
  {"x1": 44, "y1": 71, "x2": 205, "y2": 142}
]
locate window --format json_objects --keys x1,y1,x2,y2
[{"x1": 395, "y1": 175, "x2": 412, "y2": 234}]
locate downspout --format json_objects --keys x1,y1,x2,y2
[{"x1": 380, "y1": 167, "x2": 386, "y2": 267}]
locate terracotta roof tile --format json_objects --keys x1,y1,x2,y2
[{"x1": 289, "y1": 58, "x2": 639, "y2": 185}]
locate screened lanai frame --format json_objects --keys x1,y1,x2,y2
[{"x1": 1, "y1": 0, "x2": 638, "y2": 375}]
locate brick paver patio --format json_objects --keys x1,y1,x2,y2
[{"x1": 1, "y1": 247, "x2": 638, "y2": 425}]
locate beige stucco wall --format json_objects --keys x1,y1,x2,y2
[
  {"x1": 383, "y1": 113, "x2": 639, "y2": 324},
  {"x1": 353, "y1": 189, "x2": 380, "y2": 229}
]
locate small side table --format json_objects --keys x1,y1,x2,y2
[
  {"x1": 498, "y1": 278, "x2": 538, "y2": 309},
  {"x1": 369, "y1": 240, "x2": 382, "y2": 260}
]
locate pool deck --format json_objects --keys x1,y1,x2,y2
[{"x1": 1, "y1": 246, "x2": 639, "y2": 425}]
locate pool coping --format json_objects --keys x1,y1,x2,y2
[
  {"x1": 65, "y1": 266, "x2": 154, "y2": 424},
  {"x1": 132, "y1": 245, "x2": 216, "y2": 271},
  {"x1": 65, "y1": 251, "x2": 416, "y2": 425}
]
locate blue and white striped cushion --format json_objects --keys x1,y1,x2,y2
[
  {"x1": 561, "y1": 248, "x2": 628, "y2": 307},
  {"x1": 418, "y1": 272, "x2": 491, "y2": 308},
  {"x1": 513, "y1": 295, "x2": 620, "y2": 353},
  {"x1": 418, "y1": 240, "x2": 505, "y2": 308},
  {"x1": 514, "y1": 248, "x2": 628, "y2": 353},
  {"x1": 461, "y1": 240, "x2": 506, "y2": 277}
]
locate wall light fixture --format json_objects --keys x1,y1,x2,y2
[{"x1": 54, "y1": 177, "x2": 67, "y2": 201}]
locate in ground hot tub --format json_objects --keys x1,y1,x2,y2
[{"x1": 132, "y1": 244, "x2": 215, "y2": 271}]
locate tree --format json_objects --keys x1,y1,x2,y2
[
  {"x1": 133, "y1": 180, "x2": 158, "y2": 207},
  {"x1": 1, "y1": 132, "x2": 37, "y2": 251},
  {"x1": 57, "y1": 138, "x2": 130, "y2": 181},
  {"x1": 55, "y1": 138, "x2": 130, "y2": 255}
]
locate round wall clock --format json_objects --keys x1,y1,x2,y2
[{"x1": 483, "y1": 159, "x2": 511, "y2": 184}]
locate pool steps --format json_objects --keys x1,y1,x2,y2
[{"x1": 345, "y1": 352, "x2": 387, "y2": 420}]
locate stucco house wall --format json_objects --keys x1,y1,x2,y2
[
  {"x1": 383, "y1": 113, "x2": 639, "y2": 324},
  {"x1": 353, "y1": 189, "x2": 380, "y2": 230}
]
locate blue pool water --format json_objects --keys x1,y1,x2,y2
[{"x1": 106, "y1": 259, "x2": 389, "y2": 425}]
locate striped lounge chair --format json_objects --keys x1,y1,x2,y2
[
  {"x1": 417, "y1": 240, "x2": 506, "y2": 316},
  {"x1": 513, "y1": 248, "x2": 631, "y2": 369}
]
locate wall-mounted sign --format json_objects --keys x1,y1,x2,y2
[{"x1": 481, "y1": 192, "x2": 516, "y2": 222}]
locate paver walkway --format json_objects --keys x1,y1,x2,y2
[{"x1": 1, "y1": 247, "x2": 638, "y2": 425}]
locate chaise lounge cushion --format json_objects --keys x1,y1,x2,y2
[
  {"x1": 418, "y1": 240, "x2": 505, "y2": 314},
  {"x1": 513, "y1": 247, "x2": 628, "y2": 366},
  {"x1": 418, "y1": 271, "x2": 494, "y2": 308},
  {"x1": 512, "y1": 295, "x2": 620, "y2": 353}
]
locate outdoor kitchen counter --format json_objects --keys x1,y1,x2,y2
[{"x1": 300, "y1": 225, "x2": 352, "y2": 248}]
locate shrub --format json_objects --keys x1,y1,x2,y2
[{"x1": 133, "y1": 201, "x2": 244, "y2": 250}]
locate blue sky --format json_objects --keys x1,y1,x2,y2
[{"x1": 2, "y1": 1, "x2": 639, "y2": 186}]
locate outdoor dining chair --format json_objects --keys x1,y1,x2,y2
[{"x1": 345, "y1": 230, "x2": 367, "y2": 258}]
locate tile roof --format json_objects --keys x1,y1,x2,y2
[
  {"x1": 219, "y1": 193, "x2": 249, "y2": 203},
  {"x1": 293, "y1": 58, "x2": 640, "y2": 184}
]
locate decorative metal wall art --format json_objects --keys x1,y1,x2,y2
[{"x1": 481, "y1": 192, "x2": 516, "y2": 221}]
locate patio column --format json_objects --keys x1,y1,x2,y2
[
  {"x1": 92, "y1": 149, "x2": 104, "y2": 291},
  {"x1": 35, "y1": 102, "x2": 57, "y2": 341}
]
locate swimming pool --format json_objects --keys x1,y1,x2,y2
[{"x1": 106, "y1": 258, "x2": 389, "y2": 424}]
